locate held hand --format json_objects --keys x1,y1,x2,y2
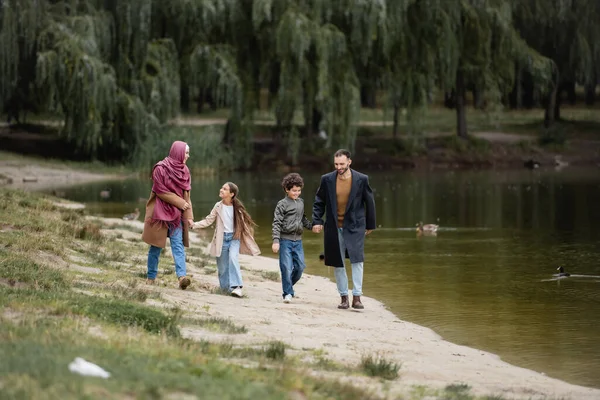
[
  {"x1": 312, "y1": 225, "x2": 323, "y2": 233},
  {"x1": 181, "y1": 202, "x2": 190, "y2": 211},
  {"x1": 365, "y1": 229, "x2": 373, "y2": 236},
  {"x1": 272, "y1": 243, "x2": 280, "y2": 253}
]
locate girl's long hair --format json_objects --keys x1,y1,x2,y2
[{"x1": 226, "y1": 182, "x2": 257, "y2": 240}]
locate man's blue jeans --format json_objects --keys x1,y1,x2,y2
[
  {"x1": 334, "y1": 228, "x2": 363, "y2": 296},
  {"x1": 279, "y1": 239, "x2": 306, "y2": 297},
  {"x1": 216, "y1": 232, "x2": 243, "y2": 290},
  {"x1": 147, "y1": 222, "x2": 186, "y2": 279}
]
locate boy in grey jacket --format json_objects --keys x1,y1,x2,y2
[{"x1": 272, "y1": 173, "x2": 313, "y2": 303}]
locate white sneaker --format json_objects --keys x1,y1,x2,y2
[
  {"x1": 231, "y1": 287, "x2": 243, "y2": 298},
  {"x1": 283, "y1": 294, "x2": 292, "y2": 303}
]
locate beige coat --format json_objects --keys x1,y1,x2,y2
[
  {"x1": 193, "y1": 201, "x2": 261, "y2": 257},
  {"x1": 142, "y1": 191, "x2": 194, "y2": 248}
]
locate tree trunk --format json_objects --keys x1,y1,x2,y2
[
  {"x1": 180, "y1": 85, "x2": 190, "y2": 113},
  {"x1": 197, "y1": 89, "x2": 205, "y2": 113},
  {"x1": 544, "y1": 68, "x2": 560, "y2": 128},
  {"x1": 360, "y1": 85, "x2": 377, "y2": 108},
  {"x1": 444, "y1": 90, "x2": 456, "y2": 109},
  {"x1": 565, "y1": 81, "x2": 576, "y2": 105},
  {"x1": 509, "y1": 65, "x2": 522, "y2": 109},
  {"x1": 473, "y1": 88, "x2": 484, "y2": 109},
  {"x1": 554, "y1": 94, "x2": 561, "y2": 121},
  {"x1": 392, "y1": 102, "x2": 399, "y2": 139},
  {"x1": 223, "y1": 119, "x2": 232, "y2": 146},
  {"x1": 585, "y1": 83, "x2": 596, "y2": 105},
  {"x1": 456, "y1": 70, "x2": 467, "y2": 138}
]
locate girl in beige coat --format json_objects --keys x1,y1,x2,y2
[{"x1": 193, "y1": 182, "x2": 260, "y2": 297}]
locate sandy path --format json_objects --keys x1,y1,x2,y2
[{"x1": 137, "y1": 229, "x2": 600, "y2": 400}]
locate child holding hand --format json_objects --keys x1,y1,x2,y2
[
  {"x1": 272, "y1": 173, "x2": 313, "y2": 303},
  {"x1": 193, "y1": 182, "x2": 260, "y2": 297}
]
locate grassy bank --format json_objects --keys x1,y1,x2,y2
[
  {"x1": 0, "y1": 150, "x2": 131, "y2": 176},
  {"x1": 0, "y1": 188, "x2": 515, "y2": 399},
  {"x1": 185, "y1": 103, "x2": 600, "y2": 139},
  {"x1": 3, "y1": 103, "x2": 600, "y2": 174}
]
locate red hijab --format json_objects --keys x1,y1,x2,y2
[{"x1": 151, "y1": 141, "x2": 191, "y2": 228}]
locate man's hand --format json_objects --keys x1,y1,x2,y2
[
  {"x1": 312, "y1": 225, "x2": 323, "y2": 233},
  {"x1": 272, "y1": 243, "x2": 280, "y2": 253},
  {"x1": 188, "y1": 219, "x2": 194, "y2": 229},
  {"x1": 365, "y1": 229, "x2": 373, "y2": 235}
]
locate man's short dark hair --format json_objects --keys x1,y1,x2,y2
[
  {"x1": 282, "y1": 172, "x2": 304, "y2": 191},
  {"x1": 334, "y1": 149, "x2": 351, "y2": 159}
]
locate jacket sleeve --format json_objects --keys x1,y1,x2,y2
[
  {"x1": 363, "y1": 175, "x2": 376, "y2": 230},
  {"x1": 193, "y1": 203, "x2": 218, "y2": 229},
  {"x1": 156, "y1": 192, "x2": 188, "y2": 210},
  {"x1": 302, "y1": 214, "x2": 313, "y2": 230},
  {"x1": 312, "y1": 175, "x2": 326, "y2": 225},
  {"x1": 272, "y1": 201, "x2": 284, "y2": 243}
]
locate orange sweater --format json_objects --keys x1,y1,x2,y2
[{"x1": 336, "y1": 175, "x2": 352, "y2": 227}]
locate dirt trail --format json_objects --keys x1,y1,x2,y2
[{"x1": 97, "y1": 219, "x2": 600, "y2": 400}]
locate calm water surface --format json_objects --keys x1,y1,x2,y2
[{"x1": 58, "y1": 168, "x2": 600, "y2": 388}]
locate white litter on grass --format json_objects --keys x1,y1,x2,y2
[{"x1": 68, "y1": 357, "x2": 111, "y2": 379}]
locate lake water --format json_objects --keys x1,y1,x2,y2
[{"x1": 56, "y1": 167, "x2": 600, "y2": 388}]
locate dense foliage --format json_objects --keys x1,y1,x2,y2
[{"x1": 1, "y1": 0, "x2": 598, "y2": 165}]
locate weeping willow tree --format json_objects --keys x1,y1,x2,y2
[
  {"x1": 252, "y1": 0, "x2": 388, "y2": 153},
  {"x1": 513, "y1": 0, "x2": 600, "y2": 122},
  {"x1": 1, "y1": 0, "x2": 179, "y2": 160},
  {"x1": 428, "y1": 0, "x2": 553, "y2": 137},
  {"x1": 1, "y1": 0, "x2": 578, "y2": 166},
  {"x1": 0, "y1": 0, "x2": 47, "y2": 115},
  {"x1": 150, "y1": 0, "x2": 256, "y2": 168},
  {"x1": 382, "y1": 0, "x2": 440, "y2": 139}
]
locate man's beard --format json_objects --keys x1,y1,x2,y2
[{"x1": 337, "y1": 166, "x2": 349, "y2": 176}]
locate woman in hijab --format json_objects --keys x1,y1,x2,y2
[{"x1": 142, "y1": 141, "x2": 194, "y2": 289}]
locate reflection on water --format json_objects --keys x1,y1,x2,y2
[{"x1": 55, "y1": 168, "x2": 600, "y2": 388}]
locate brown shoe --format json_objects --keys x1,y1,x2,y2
[
  {"x1": 146, "y1": 278, "x2": 155, "y2": 285},
  {"x1": 178, "y1": 276, "x2": 191, "y2": 290},
  {"x1": 352, "y1": 296, "x2": 364, "y2": 309},
  {"x1": 338, "y1": 295, "x2": 349, "y2": 309}
]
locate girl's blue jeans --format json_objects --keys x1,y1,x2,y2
[{"x1": 216, "y1": 232, "x2": 243, "y2": 290}]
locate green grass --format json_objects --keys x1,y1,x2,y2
[
  {"x1": 0, "y1": 188, "x2": 380, "y2": 399},
  {"x1": 180, "y1": 103, "x2": 600, "y2": 138},
  {"x1": 182, "y1": 316, "x2": 248, "y2": 334},
  {"x1": 0, "y1": 150, "x2": 132, "y2": 175},
  {"x1": 0, "y1": 253, "x2": 70, "y2": 290},
  {"x1": 260, "y1": 270, "x2": 280, "y2": 282},
  {"x1": 360, "y1": 353, "x2": 401, "y2": 380},
  {"x1": 0, "y1": 319, "x2": 284, "y2": 399},
  {"x1": 265, "y1": 341, "x2": 286, "y2": 361}
]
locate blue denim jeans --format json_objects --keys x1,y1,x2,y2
[
  {"x1": 334, "y1": 228, "x2": 364, "y2": 296},
  {"x1": 216, "y1": 232, "x2": 243, "y2": 290},
  {"x1": 147, "y1": 222, "x2": 186, "y2": 279},
  {"x1": 279, "y1": 239, "x2": 306, "y2": 297}
]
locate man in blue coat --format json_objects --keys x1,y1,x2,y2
[{"x1": 312, "y1": 149, "x2": 376, "y2": 309}]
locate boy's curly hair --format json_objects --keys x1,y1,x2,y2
[{"x1": 281, "y1": 172, "x2": 304, "y2": 191}]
